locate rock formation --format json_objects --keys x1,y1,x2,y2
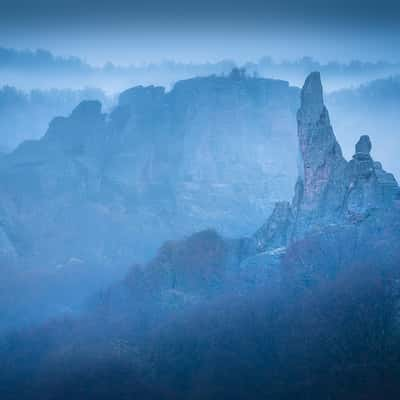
[
  {"x1": 1, "y1": 71, "x2": 399, "y2": 331},
  {"x1": 254, "y1": 72, "x2": 400, "y2": 254},
  {"x1": 126, "y1": 72, "x2": 400, "y2": 303},
  {"x1": 0, "y1": 74, "x2": 299, "y2": 274}
]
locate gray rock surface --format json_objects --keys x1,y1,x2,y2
[
  {"x1": 0, "y1": 74, "x2": 299, "y2": 271},
  {"x1": 255, "y1": 72, "x2": 400, "y2": 254}
]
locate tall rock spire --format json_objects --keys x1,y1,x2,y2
[
  {"x1": 295, "y1": 72, "x2": 346, "y2": 210},
  {"x1": 299, "y1": 71, "x2": 324, "y2": 120}
]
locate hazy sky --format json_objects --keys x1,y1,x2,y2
[{"x1": 1, "y1": 0, "x2": 400, "y2": 65}]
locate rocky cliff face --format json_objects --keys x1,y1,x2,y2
[
  {"x1": 254, "y1": 72, "x2": 400, "y2": 254},
  {"x1": 0, "y1": 74, "x2": 299, "y2": 273}
]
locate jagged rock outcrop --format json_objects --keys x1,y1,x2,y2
[
  {"x1": 293, "y1": 72, "x2": 347, "y2": 235},
  {"x1": 345, "y1": 135, "x2": 399, "y2": 218},
  {"x1": 255, "y1": 72, "x2": 400, "y2": 255},
  {"x1": 0, "y1": 74, "x2": 299, "y2": 276}
]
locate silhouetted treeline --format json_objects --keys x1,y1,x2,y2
[{"x1": 2, "y1": 46, "x2": 400, "y2": 92}]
